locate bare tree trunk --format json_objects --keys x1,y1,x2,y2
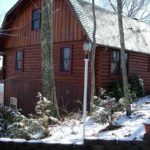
[
  {"x1": 90, "y1": 0, "x2": 97, "y2": 111},
  {"x1": 41, "y1": 0, "x2": 60, "y2": 119},
  {"x1": 117, "y1": 0, "x2": 131, "y2": 116}
]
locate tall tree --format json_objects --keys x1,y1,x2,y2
[
  {"x1": 117, "y1": 0, "x2": 131, "y2": 116},
  {"x1": 90, "y1": 0, "x2": 97, "y2": 110},
  {"x1": 41, "y1": 0, "x2": 60, "y2": 118}
]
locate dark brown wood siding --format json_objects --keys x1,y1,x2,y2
[
  {"x1": 53, "y1": 41, "x2": 91, "y2": 110},
  {"x1": 53, "y1": 0, "x2": 84, "y2": 42},
  {"x1": 129, "y1": 53, "x2": 150, "y2": 91},
  {"x1": 4, "y1": 45, "x2": 42, "y2": 114},
  {"x1": 3, "y1": 0, "x2": 41, "y2": 49},
  {"x1": 95, "y1": 47, "x2": 150, "y2": 93},
  {"x1": 2, "y1": 0, "x2": 86, "y2": 113}
]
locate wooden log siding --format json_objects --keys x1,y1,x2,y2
[
  {"x1": 95, "y1": 47, "x2": 150, "y2": 93},
  {"x1": 4, "y1": 45, "x2": 42, "y2": 114},
  {"x1": 53, "y1": 0, "x2": 84, "y2": 42},
  {"x1": 4, "y1": 41, "x2": 88, "y2": 113},
  {"x1": 4, "y1": 0, "x2": 41, "y2": 49},
  {"x1": 2, "y1": 0, "x2": 150, "y2": 114},
  {"x1": 2, "y1": 0, "x2": 87, "y2": 113},
  {"x1": 3, "y1": 0, "x2": 84, "y2": 49},
  {"x1": 129, "y1": 52, "x2": 150, "y2": 91},
  {"x1": 5, "y1": 80, "x2": 42, "y2": 114}
]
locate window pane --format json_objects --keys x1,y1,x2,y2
[
  {"x1": 112, "y1": 51, "x2": 119, "y2": 62},
  {"x1": 111, "y1": 63, "x2": 119, "y2": 75},
  {"x1": 16, "y1": 51, "x2": 23, "y2": 70},
  {"x1": 32, "y1": 9, "x2": 41, "y2": 30},
  {"x1": 33, "y1": 20, "x2": 40, "y2": 30},
  {"x1": 63, "y1": 60, "x2": 70, "y2": 71},
  {"x1": 33, "y1": 10, "x2": 40, "y2": 20},
  {"x1": 60, "y1": 48, "x2": 71, "y2": 72},
  {"x1": 17, "y1": 52, "x2": 23, "y2": 61},
  {"x1": 63, "y1": 48, "x2": 70, "y2": 59},
  {"x1": 125, "y1": 53, "x2": 128, "y2": 62},
  {"x1": 17, "y1": 61, "x2": 23, "y2": 69}
]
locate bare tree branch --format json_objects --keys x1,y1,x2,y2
[
  {"x1": 105, "y1": 0, "x2": 150, "y2": 24},
  {"x1": 108, "y1": 0, "x2": 117, "y2": 12}
]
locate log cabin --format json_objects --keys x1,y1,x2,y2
[{"x1": 0, "y1": 0, "x2": 150, "y2": 114}]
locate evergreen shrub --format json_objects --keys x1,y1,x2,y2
[{"x1": 109, "y1": 74, "x2": 144, "y2": 101}]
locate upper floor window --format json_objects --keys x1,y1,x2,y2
[
  {"x1": 32, "y1": 9, "x2": 41, "y2": 30},
  {"x1": 111, "y1": 50, "x2": 128, "y2": 75},
  {"x1": 60, "y1": 47, "x2": 71, "y2": 72},
  {"x1": 16, "y1": 51, "x2": 23, "y2": 70}
]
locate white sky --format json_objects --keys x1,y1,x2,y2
[{"x1": 0, "y1": 0, "x2": 18, "y2": 27}]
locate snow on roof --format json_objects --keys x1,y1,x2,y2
[
  {"x1": 1, "y1": 0, "x2": 150, "y2": 54},
  {"x1": 68, "y1": 0, "x2": 150, "y2": 54}
]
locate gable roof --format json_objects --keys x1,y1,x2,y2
[
  {"x1": 1, "y1": 0, "x2": 150, "y2": 54},
  {"x1": 68, "y1": 0, "x2": 150, "y2": 54},
  {"x1": 1, "y1": 0, "x2": 24, "y2": 29}
]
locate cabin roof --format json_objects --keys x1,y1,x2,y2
[
  {"x1": 68, "y1": 0, "x2": 150, "y2": 54},
  {"x1": 1, "y1": 0, "x2": 21, "y2": 29},
  {"x1": 2, "y1": 0, "x2": 150, "y2": 54}
]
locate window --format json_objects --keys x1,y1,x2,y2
[
  {"x1": 111, "y1": 51, "x2": 120, "y2": 75},
  {"x1": 60, "y1": 47, "x2": 71, "y2": 72},
  {"x1": 16, "y1": 51, "x2": 23, "y2": 70},
  {"x1": 111, "y1": 50, "x2": 128, "y2": 75},
  {"x1": 32, "y1": 9, "x2": 41, "y2": 30}
]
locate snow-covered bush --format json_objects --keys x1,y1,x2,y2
[
  {"x1": 0, "y1": 107, "x2": 30, "y2": 139},
  {"x1": 35, "y1": 93, "x2": 59, "y2": 123},
  {"x1": 35, "y1": 93, "x2": 52, "y2": 117},
  {"x1": 0, "y1": 93, "x2": 62, "y2": 140},
  {"x1": 34, "y1": 93, "x2": 60, "y2": 136},
  {"x1": 2, "y1": 106, "x2": 26, "y2": 123},
  {"x1": 7, "y1": 122, "x2": 30, "y2": 139},
  {"x1": 0, "y1": 118, "x2": 8, "y2": 137},
  {"x1": 26, "y1": 119, "x2": 46, "y2": 139},
  {"x1": 92, "y1": 88, "x2": 120, "y2": 125},
  {"x1": 0, "y1": 99, "x2": 59, "y2": 139}
]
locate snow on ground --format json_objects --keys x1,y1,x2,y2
[
  {"x1": 1, "y1": 96, "x2": 150, "y2": 144},
  {"x1": 42, "y1": 117, "x2": 107, "y2": 144},
  {"x1": 98, "y1": 96, "x2": 150, "y2": 141},
  {"x1": 42, "y1": 96, "x2": 150, "y2": 143}
]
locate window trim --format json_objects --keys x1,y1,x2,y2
[
  {"x1": 32, "y1": 9, "x2": 41, "y2": 30},
  {"x1": 110, "y1": 50, "x2": 120, "y2": 76},
  {"x1": 15, "y1": 50, "x2": 24, "y2": 71},
  {"x1": 59, "y1": 45, "x2": 72, "y2": 74},
  {"x1": 110, "y1": 50, "x2": 129, "y2": 78}
]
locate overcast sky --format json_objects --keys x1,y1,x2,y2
[{"x1": 0, "y1": 0, "x2": 18, "y2": 26}]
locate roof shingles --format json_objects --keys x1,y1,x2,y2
[{"x1": 69, "y1": 0, "x2": 150, "y2": 54}]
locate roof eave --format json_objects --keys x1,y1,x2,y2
[{"x1": 1, "y1": 0, "x2": 21, "y2": 29}]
